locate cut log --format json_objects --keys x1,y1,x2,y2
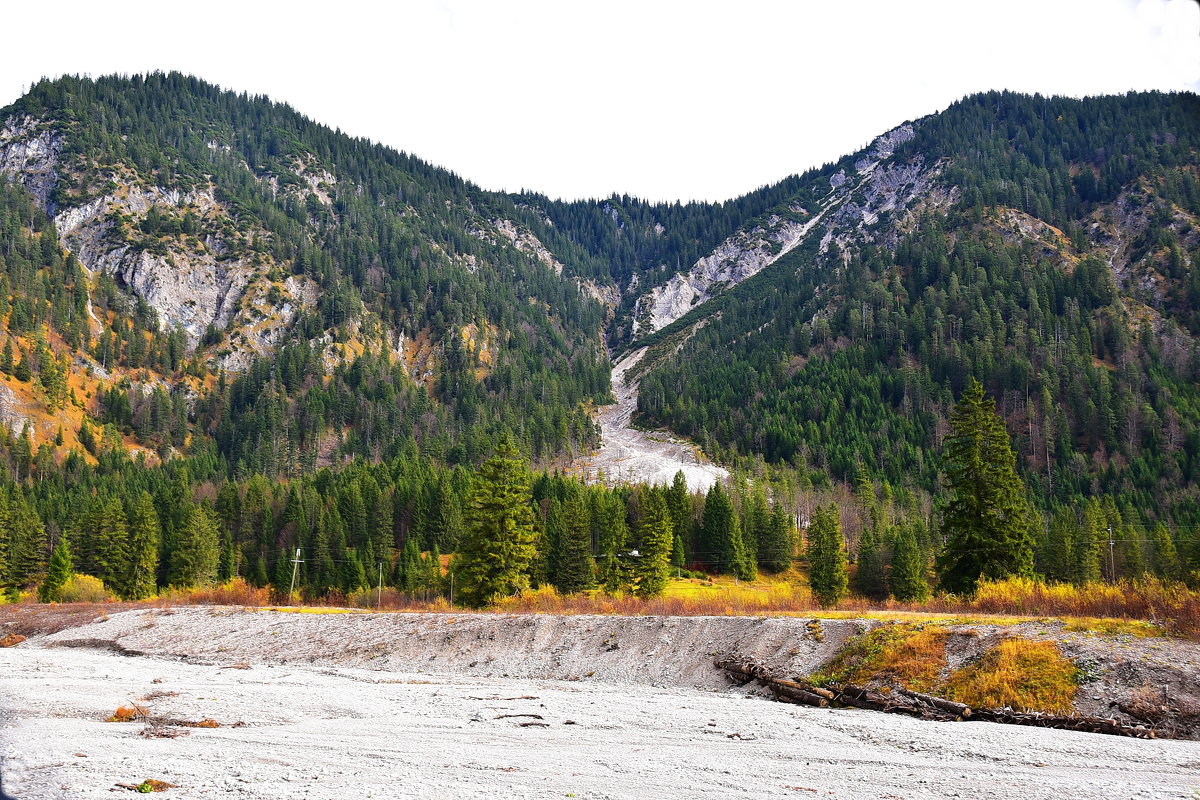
[
  {"x1": 896, "y1": 688, "x2": 972, "y2": 718},
  {"x1": 715, "y1": 656, "x2": 1170, "y2": 739}
]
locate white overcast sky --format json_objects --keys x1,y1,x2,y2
[{"x1": 1, "y1": 0, "x2": 1197, "y2": 202}]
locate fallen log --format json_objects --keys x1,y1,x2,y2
[
  {"x1": 971, "y1": 708, "x2": 1158, "y2": 739},
  {"x1": 716, "y1": 659, "x2": 827, "y2": 707},
  {"x1": 715, "y1": 657, "x2": 1171, "y2": 739},
  {"x1": 896, "y1": 688, "x2": 972, "y2": 718}
]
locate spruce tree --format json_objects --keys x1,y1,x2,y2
[
  {"x1": 7, "y1": 492, "x2": 48, "y2": 589},
  {"x1": 1150, "y1": 523, "x2": 1181, "y2": 581},
  {"x1": 854, "y1": 525, "x2": 886, "y2": 598},
  {"x1": 807, "y1": 504, "x2": 848, "y2": 608},
  {"x1": 552, "y1": 489, "x2": 596, "y2": 595},
  {"x1": 1072, "y1": 501, "x2": 1105, "y2": 585},
  {"x1": 453, "y1": 437, "x2": 537, "y2": 608},
  {"x1": 125, "y1": 492, "x2": 160, "y2": 600},
  {"x1": 758, "y1": 503, "x2": 794, "y2": 573},
  {"x1": 600, "y1": 493, "x2": 631, "y2": 593},
  {"x1": 39, "y1": 537, "x2": 73, "y2": 603},
  {"x1": 628, "y1": 488, "x2": 673, "y2": 598},
  {"x1": 700, "y1": 482, "x2": 745, "y2": 576},
  {"x1": 95, "y1": 498, "x2": 130, "y2": 597},
  {"x1": 666, "y1": 471, "x2": 691, "y2": 561},
  {"x1": 169, "y1": 505, "x2": 220, "y2": 587},
  {"x1": 889, "y1": 523, "x2": 930, "y2": 602},
  {"x1": 936, "y1": 378, "x2": 1034, "y2": 595}
]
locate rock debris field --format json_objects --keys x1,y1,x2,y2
[
  {"x1": 577, "y1": 348, "x2": 728, "y2": 493},
  {"x1": 1, "y1": 607, "x2": 1199, "y2": 799}
]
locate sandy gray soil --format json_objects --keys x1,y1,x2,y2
[
  {"x1": 576, "y1": 348, "x2": 728, "y2": 492},
  {"x1": 2, "y1": 609, "x2": 1200, "y2": 798}
]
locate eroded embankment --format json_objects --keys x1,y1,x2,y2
[
  {"x1": 39, "y1": 608, "x2": 866, "y2": 689},
  {"x1": 28, "y1": 607, "x2": 1200, "y2": 732}
]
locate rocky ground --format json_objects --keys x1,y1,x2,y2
[
  {"x1": 575, "y1": 348, "x2": 728, "y2": 493},
  {"x1": 1, "y1": 607, "x2": 1200, "y2": 798}
]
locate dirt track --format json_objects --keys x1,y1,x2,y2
[{"x1": 1, "y1": 608, "x2": 1199, "y2": 799}]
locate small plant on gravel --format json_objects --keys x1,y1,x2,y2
[{"x1": 106, "y1": 704, "x2": 149, "y2": 723}]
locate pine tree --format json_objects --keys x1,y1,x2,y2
[
  {"x1": 889, "y1": 523, "x2": 930, "y2": 602},
  {"x1": 936, "y1": 378, "x2": 1034, "y2": 595},
  {"x1": 125, "y1": 492, "x2": 160, "y2": 600},
  {"x1": 666, "y1": 471, "x2": 692, "y2": 562},
  {"x1": 340, "y1": 548, "x2": 367, "y2": 594},
  {"x1": 807, "y1": 504, "x2": 848, "y2": 608},
  {"x1": 600, "y1": 493, "x2": 631, "y2": 593},
  {"x1": 39, "y1": 538, "x2": 73, "y2": 603},
  {"x1": 552, "y1": 489, "x2": 595, "y2": 595},
  {"x1": 428, "y1": 479, "x2": 464, "y2": 553},
  {"x1": 1150, "y1": 523, "x2": 1181, "y2": 581},
  {"x1": 7, "y1": 492, "x2": 48, "y2": 589},
  {"x1": 1040, "y1": 508, "x2": 1075, "y2": 583},
  {"x1": 1072, "y1": 501, "x2": 1104, "y2": 585},
  {"x1": 453, "y1": 437, "x2": 537, "y2": 608}
]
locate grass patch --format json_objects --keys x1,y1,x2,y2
[
  {"x1": 1060, "y1": 617, "x2": 1168, "y2": 637},
  {"x1": 811, "y1": 623, "x2": 948, "y2": 692},
  {"x1": 941, "y1": 638, "x2": 1079, "y2": 714}
]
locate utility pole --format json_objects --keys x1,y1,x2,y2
[
  {"x1": 1107, "y1": 525, "x2": 1116, "y2": 583},
  {"x1": 376, "y1": 562, "x2": 384, "y2": 609},
  {"x1": 287, "y1": 548, "x2": 304, "y2": 604}
]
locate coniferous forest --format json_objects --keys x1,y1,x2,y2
[{"x1": 0, "y1": 75, "x2": 1197, "y2": 608}]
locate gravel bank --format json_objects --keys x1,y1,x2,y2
[{"x1": 0, "y1": 608, "x2": 1198, "y2": 799}]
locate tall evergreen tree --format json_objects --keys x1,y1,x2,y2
[
  {"x1": 807, "y1": 504, "x2": 848, "y2": 608},
  {"x1": 1073, "y1": 501, "x2": 1105, "y2": 585},
  {"x1": 1150, "y1": 523, "x2": 1181, "y2": 581},
  {"x1": 758, "y1": 503, "x2": 794, "y2": 573},
  {"x1": 936, "y1": 378, "x2": 1034, "y2": 595},
  {"x1": 125, "y1": 492, "x2": 160, "y2": 600},
  {"x1": 169, "y1": 505, "x2": 220, "y2": 587},
  {"x1": 453, "y1": 437, "x2": 537, "y2": 608},
  {"x1": 7, "y1": 491, "x2": 48, "y2": 590},
  {"x1": 627, "y1": 487, "x2": 673, "y2": 598},
  {"x1": 889, "y1": 523, "x2": 930, "y2": 602},
  {"x1": 700, "y1": 482, "x2": 747, "y2": 577},
  {"x1": 854, "y1": 525, "x2": 887, "y2": 598},
  {"x1": 94, "y1": 498, "x2": 130, "y2": 597},
  {"x1": 39, "y1": 537, "x2": 73, "y2": 603},
  {"x1": 552, "y1": 489, "x2": 596, "y2": 595}
]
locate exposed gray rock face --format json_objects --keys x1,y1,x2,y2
[
  {"x1": 633, "y1": 204, "x2": 822, "y2": 334},
  {"x1": 53, "y1": 186, "x2": 255, "y2": 345},
  {"x1": 0, "y1": 384, "x2": 30, "y2": 438},
  {"x1": 630, "y1": 121, "x2": 938, "y2": 336},
  {"x1": 1, "y1": 120, "x2": 319, "y2": 361},
  {"x1": 492, "y1": 218, "x2": 565, "y2": 275},
  {"x1": 0, "y1": 116, "x2": 61, "y2": 208}
]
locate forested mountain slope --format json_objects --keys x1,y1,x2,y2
[
  {"x1": 632, "y1": 91, "x2": 1200, "y2": 525},
  {"x1": 0, "y1": 76, "x2": 1197, "y2": 527}
]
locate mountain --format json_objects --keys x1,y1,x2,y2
[
  {"x1": 0, "y1": 74, "x2": 1197, "y2": 534},
  {"x1": 629, "y1": 91, "x2": 1200, "y2": 526}
]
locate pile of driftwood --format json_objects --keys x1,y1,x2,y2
[{"x1": 716, "y1": 658, "x2": 1163, "y2": 739}]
